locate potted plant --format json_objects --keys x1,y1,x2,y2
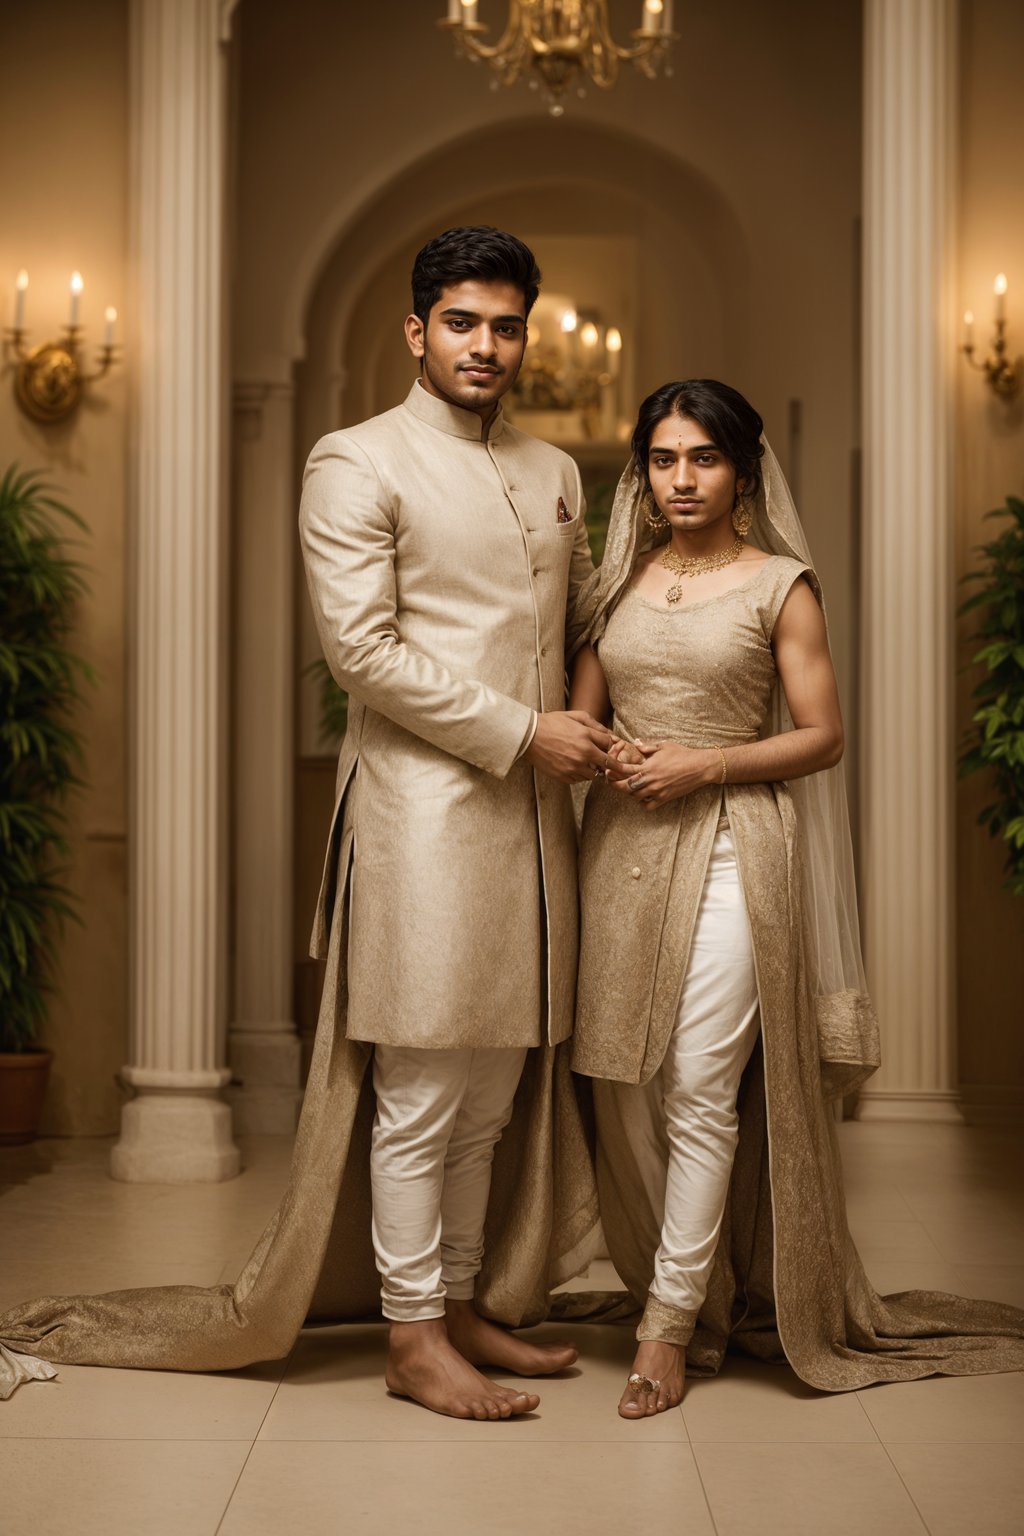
[
  {"x1": 958, "y1": 493, "x2": 1024, "y2": 896},
  {"x1": 0, "y1": 467, "x2": 90, "y2": 1143}
]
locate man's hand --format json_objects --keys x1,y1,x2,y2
[{"x1": 524, "y1": 711, "x2": 615, "y2": 784}]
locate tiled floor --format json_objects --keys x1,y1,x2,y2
[{"x1": 2, "y1": 1121, "x2": 1022, "y2": 1535}]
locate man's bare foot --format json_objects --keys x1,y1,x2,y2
[
  {"x1": 385, "y1": 1318, "x2": 540, "y2": 1420},
  {"x1": 618, "y1": 1340, "x2": 686, "y2": 1419},
  {"x1": 445, "y1": 1298, "x2": 578, "y2": 1375}
]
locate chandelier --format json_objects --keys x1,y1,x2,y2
[{"x1": 439, "y1": 1, "x2": 677, "y2": 116}]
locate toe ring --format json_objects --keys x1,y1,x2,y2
[{"x1": 627, "y1": 1372, "x2": 661, "y2": 1395}]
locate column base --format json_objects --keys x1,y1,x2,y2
[
  {"x1": 226, "y1": 1026, "x2": 303, "y2": 1134},
  {"x1": 110, "y1": 1092, "x2": 241, "y2": 1182},
  {"x1": 853, "y1": 1089, "x2": 963, "y2": 1124}
]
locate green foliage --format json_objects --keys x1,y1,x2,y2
[
  {"x1": 958, "y1": 494, "x2": 1024, "y2": 897},
  {"x1": 306, "y1": 658, "x2": 348, "y2": 749},
  {"x1": 0, "y1": 467, "x2": 91, "y2": 1050}
]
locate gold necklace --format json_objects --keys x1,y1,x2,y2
[{"x1": 659, "y1": 537, "x2": 745, "y2": 605}]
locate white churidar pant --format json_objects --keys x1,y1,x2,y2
[
  {"x1": 613, "y1": 821, "x2": 761, "y2": 1314},
  {"x1": 370, "y1": 1044, "x2": 528, "y2": 1322}
]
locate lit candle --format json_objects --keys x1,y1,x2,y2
[
  {"x1": 460, "y1": 0, "x2": 478, "y2": 22},
  {"x1": 605, "y1": 325, "x2": 622, "y2": 378},
  {"x1": 103, "y1": 306, "x2": 117, "y2": 348},
  {"x1": 447, "y1": 0, "x2": 461, "y2": 21},
  {"x1": 14, "y1": 269, "x2": 28, "y2": 331},
  {"x1": 994, "y1": 273, "x2": 1007, "y2": 323},
  {"x1": 560, "y1": 308, "x2": 578, "y2": 334},
  {"x1": 69, "y1": 271, "x2": 84, "y2": 328},
  {"x1": 641, "y1": 0, "x2": 664, "y2": 34},
  {"x1": 580, "y1": 321, "x2": 599, "y2": 349},
  {"x1": 962, "y1": 310, "x2": 974, "y2": 350}
]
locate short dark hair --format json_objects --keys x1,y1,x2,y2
[
  {"x1": 411, "y1": 226, "x2": 541, "y2": 324},
  {"x1": 631, "y1": 379, "x2": 765, "y2": 498}
]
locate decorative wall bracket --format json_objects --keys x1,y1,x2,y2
[
  {"x1": 961, "y1": 275, "x2": 1020, "y2": 400},
  {"x1": 4, "y1": 271, "x2": 119, "y2": 423}
]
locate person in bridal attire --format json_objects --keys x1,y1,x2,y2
[
  {"x1": 0, "y1": 227, "x2": 610, "y2": 1414},
  {"x1": 569, "y1": 379, "x2": 1024, "y2": 1417}
]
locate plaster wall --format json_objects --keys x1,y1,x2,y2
[
  {"x1": 955, "y1": 0, "x2": 1024, "y2": 1108},
  {"x1": 0, "y1": 0, "x2": 130, "y2": 1133}
]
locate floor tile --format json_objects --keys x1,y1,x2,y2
[
  {"x1": 260, "y1": 1321, "x2": 688, "y2": 1442},
  {"x1": 221, "y1": 1439, "x2": 715, "y2": 1536},
  {"x1": 856, "y1": 1370, "x2": 1024, "y2": 1443},
  {"x1": 845, "y1": 1219, "x2": 947, "y2": 1264},
  {"x1": 863, "y1": 1261, "x2": 969, "y2": 1299},
  {"x1": 918, "y1": 1216, "x2": 1024, "y2": 1265},
  {"x1": 0, "y1": 1358, "x2": 285, "y2": 1441},
  {"x1": 953, "y1": 1264, "x2": 1024, "y2": 1309},
  {"x1": 682, "y1": 1357, "x2": 876, "y2": 1442},
  {"x1": 887, "y1": 1441, "x2": 1024, "y2": 1536},
  {"x1": 694, "y1": 1442, "x2": 927, "y2": 1535},
  {"x1": 0, "y1": 1437, "x2": 249, "y2": 1536}
]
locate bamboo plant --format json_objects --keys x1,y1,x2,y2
[
  {"x1": 958, "y1": 493, "x2": 1024, "y2": 896},
  {"x1": 0, "y1": 467, "x2": 90, "y2": 1051}
]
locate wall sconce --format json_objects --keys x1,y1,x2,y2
[
  {"x1": 4, "y1": 270, "x2": 119, "y2": 423},
  {"x1": 961, "y1": 273, "x2": 1019, "y2": 399}
]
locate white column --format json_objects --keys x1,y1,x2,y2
[
  {"x1": 226, "y1": 381, "x2": 302, "y2": 1134},
  {"x1": 112, "y1": 0, "x2": 240, "y2": 1181},
  {"x1": 857, "y1": 0, "x2": 961, "y2": 1122}
]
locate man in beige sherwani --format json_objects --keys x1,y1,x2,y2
[{"x1": 299, "y1": 227, "x2": 611, "y2": 1420}]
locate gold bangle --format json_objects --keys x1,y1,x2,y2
[{"x1": 714, "y1": 746, "x2": 728, "y2": 784}]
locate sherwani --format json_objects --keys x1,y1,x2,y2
[{"x1": 299, "y1": 379, "x2": 595, "y2": 1048}]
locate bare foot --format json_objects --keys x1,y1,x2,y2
[
  {"x1": 385, "y1": 1318, "x2": 540, "y2": 1420},
  {"x1": 618, "y1": 1340, "x2": 686, "y2": 1419},
  {"x1": 445, "y1": 1298, "x2": 578, "y2": 1375}
]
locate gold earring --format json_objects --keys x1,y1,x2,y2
[
  {"x1": 643, "y1": 493, "x2": 668, "y2": 532},
  {"x1": 731, "y1": 493, "x2": 752, "y2": 537}
]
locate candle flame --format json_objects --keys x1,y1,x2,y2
[
  {"x1": 963, "y1": 310, "x2": 973, "y2": 326},
  {"x1": 994, "y1": 273, "x2": 1008, "y2": 296},
  {"x1": 580, "y1": 321, "x2": 599, "y2": 347},
  {"x1": 645, "y1": 0, "x2": 664, "y2": 12},
  {"x1": 606, "y1": 326, "x2": 622, "y2": 352},
  {"x1": 16, "y1": 269, "x2": 28, "y2": 291},
  {"x1": 105, "y1": 306, "x2": 117, "y2": 323},
  {"x1": 560, "y1": 308, "x2": 578, "y2": 333},
  {"x1": 70, "y1": 271, "x2": 84, "y2": 294}
]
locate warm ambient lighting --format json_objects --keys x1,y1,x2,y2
[
  {"x1": 4, "y1": 268, "x2": 120, "y2": 423},
  {"x1": 513, "y1": 303, "x2": 625, "y2": 440},
  {"x1": 961, "y1": 272, "x2": 1019, "y2": 399},
  {"x1": 439, "y1": 0, "x2": 677, "y2": 115}
]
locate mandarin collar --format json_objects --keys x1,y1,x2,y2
[{"x1": 402, "y1": 379, "x2": 506, "y2": 443}]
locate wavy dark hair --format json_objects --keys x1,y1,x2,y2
[
  {"x1": 411, "y1": 226, "x2": 541, "y2": 323},
  {"x1": 631, "y1": 379, "x2": 765, "y2": 497}
]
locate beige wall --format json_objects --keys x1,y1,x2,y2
[
  {"x1": 0, "y1": 0, "x2": 129, "y2": 1132},
  {"x1": 2, "y1": 0, "x2": 1018, "y2": 1129},
  {"x1": 955, "y1": 0, "x2": 1024, "y2": 1109},
  {"x1": 236, "y1": 0, "x2": 864, "y2": 966}
]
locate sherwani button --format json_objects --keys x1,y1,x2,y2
[
  {"x1": 532, "y1": 567, "x2": 540, "y2": 577},
  {"x1": 631, "y1": 866, "x2": 642, "y2": 879}
]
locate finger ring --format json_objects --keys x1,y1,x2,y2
[{"x1": 629, "y1": 774, "x2": 645, "y2": 791}]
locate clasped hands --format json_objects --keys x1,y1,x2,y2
[
  {"x1": 524, "y1": 711, "x2": 718, "y2": 808},
  {"x1": 604, "y1": 737, "x2": 719, "y2": 810}
]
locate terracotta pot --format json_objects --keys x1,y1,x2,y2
[{"x1": 0, "y1": 1049, "x2": 53, "y2": 1145}]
